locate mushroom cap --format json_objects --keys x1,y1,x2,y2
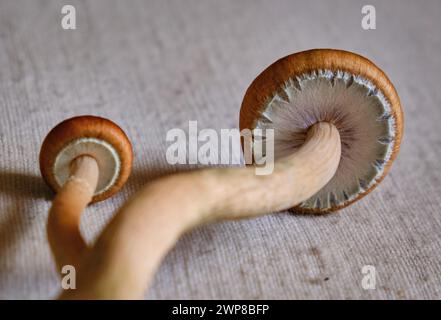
[
  {"x1": 40, "y1": 116, "x2": 133, "y2": 203},
  {"x1": 240, "y1": 49, "x2": 403, "y2": 213}
]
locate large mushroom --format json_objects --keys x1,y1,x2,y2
[
  {"x1": 40, "y1": 115, "x2": 133, "y2": 270},
  {"x1": 240, "y1": 49, "x2": 403, "y2": 212},
  {"x1": 52, "y1": 49, "x2": 402, "y2": 299}
]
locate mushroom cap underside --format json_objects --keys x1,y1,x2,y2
[
  {"x1": 240, "y1": 49, "x2": 403, "y2": 213},
  {"x1": 39, "y1": 115, "x2": 133, "y2": 203}
]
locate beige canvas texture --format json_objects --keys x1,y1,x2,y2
[{"x1": 0, "y1": 0, "x2": 440, "y2": 299}]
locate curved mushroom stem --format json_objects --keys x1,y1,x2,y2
[
  {"x1": 59, "y1": 122, "x2": 341, "y2": 299},
  {"x1": 47, "y1": 155, "x2": 99, "y2": 271}
]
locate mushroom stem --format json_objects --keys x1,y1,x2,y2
[
  {"x1": 47, "y1": 155, "x2": 99, "y2": 270},
  {"x1": 60, "y1": 122, "x2": 341, "y2": 299}
]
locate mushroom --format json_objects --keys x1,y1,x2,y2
[
  {"x1": 240, "y1": 49, "x2": 403, "y2": 212},
  {"x1": 54, "y1": 49, "x2": 402, "y2": 299},
  {"x1": 40, "y1": 115, "x2": 133, "y2": 270}
]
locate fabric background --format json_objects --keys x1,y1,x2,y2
[{"x1": 0, "y1": 0, "x2": 440, "y2": 299}]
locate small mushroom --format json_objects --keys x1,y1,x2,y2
[
  {"x1": 40, "y1": 115, "x2": 133, "y2": 270},
  {"x1": 58, "y1": 49, "x2": 402, "y2": 299}
]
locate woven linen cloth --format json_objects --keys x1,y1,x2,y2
[{"x1": 0, "y1": 0, "x2": 440, "y2": 299}]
